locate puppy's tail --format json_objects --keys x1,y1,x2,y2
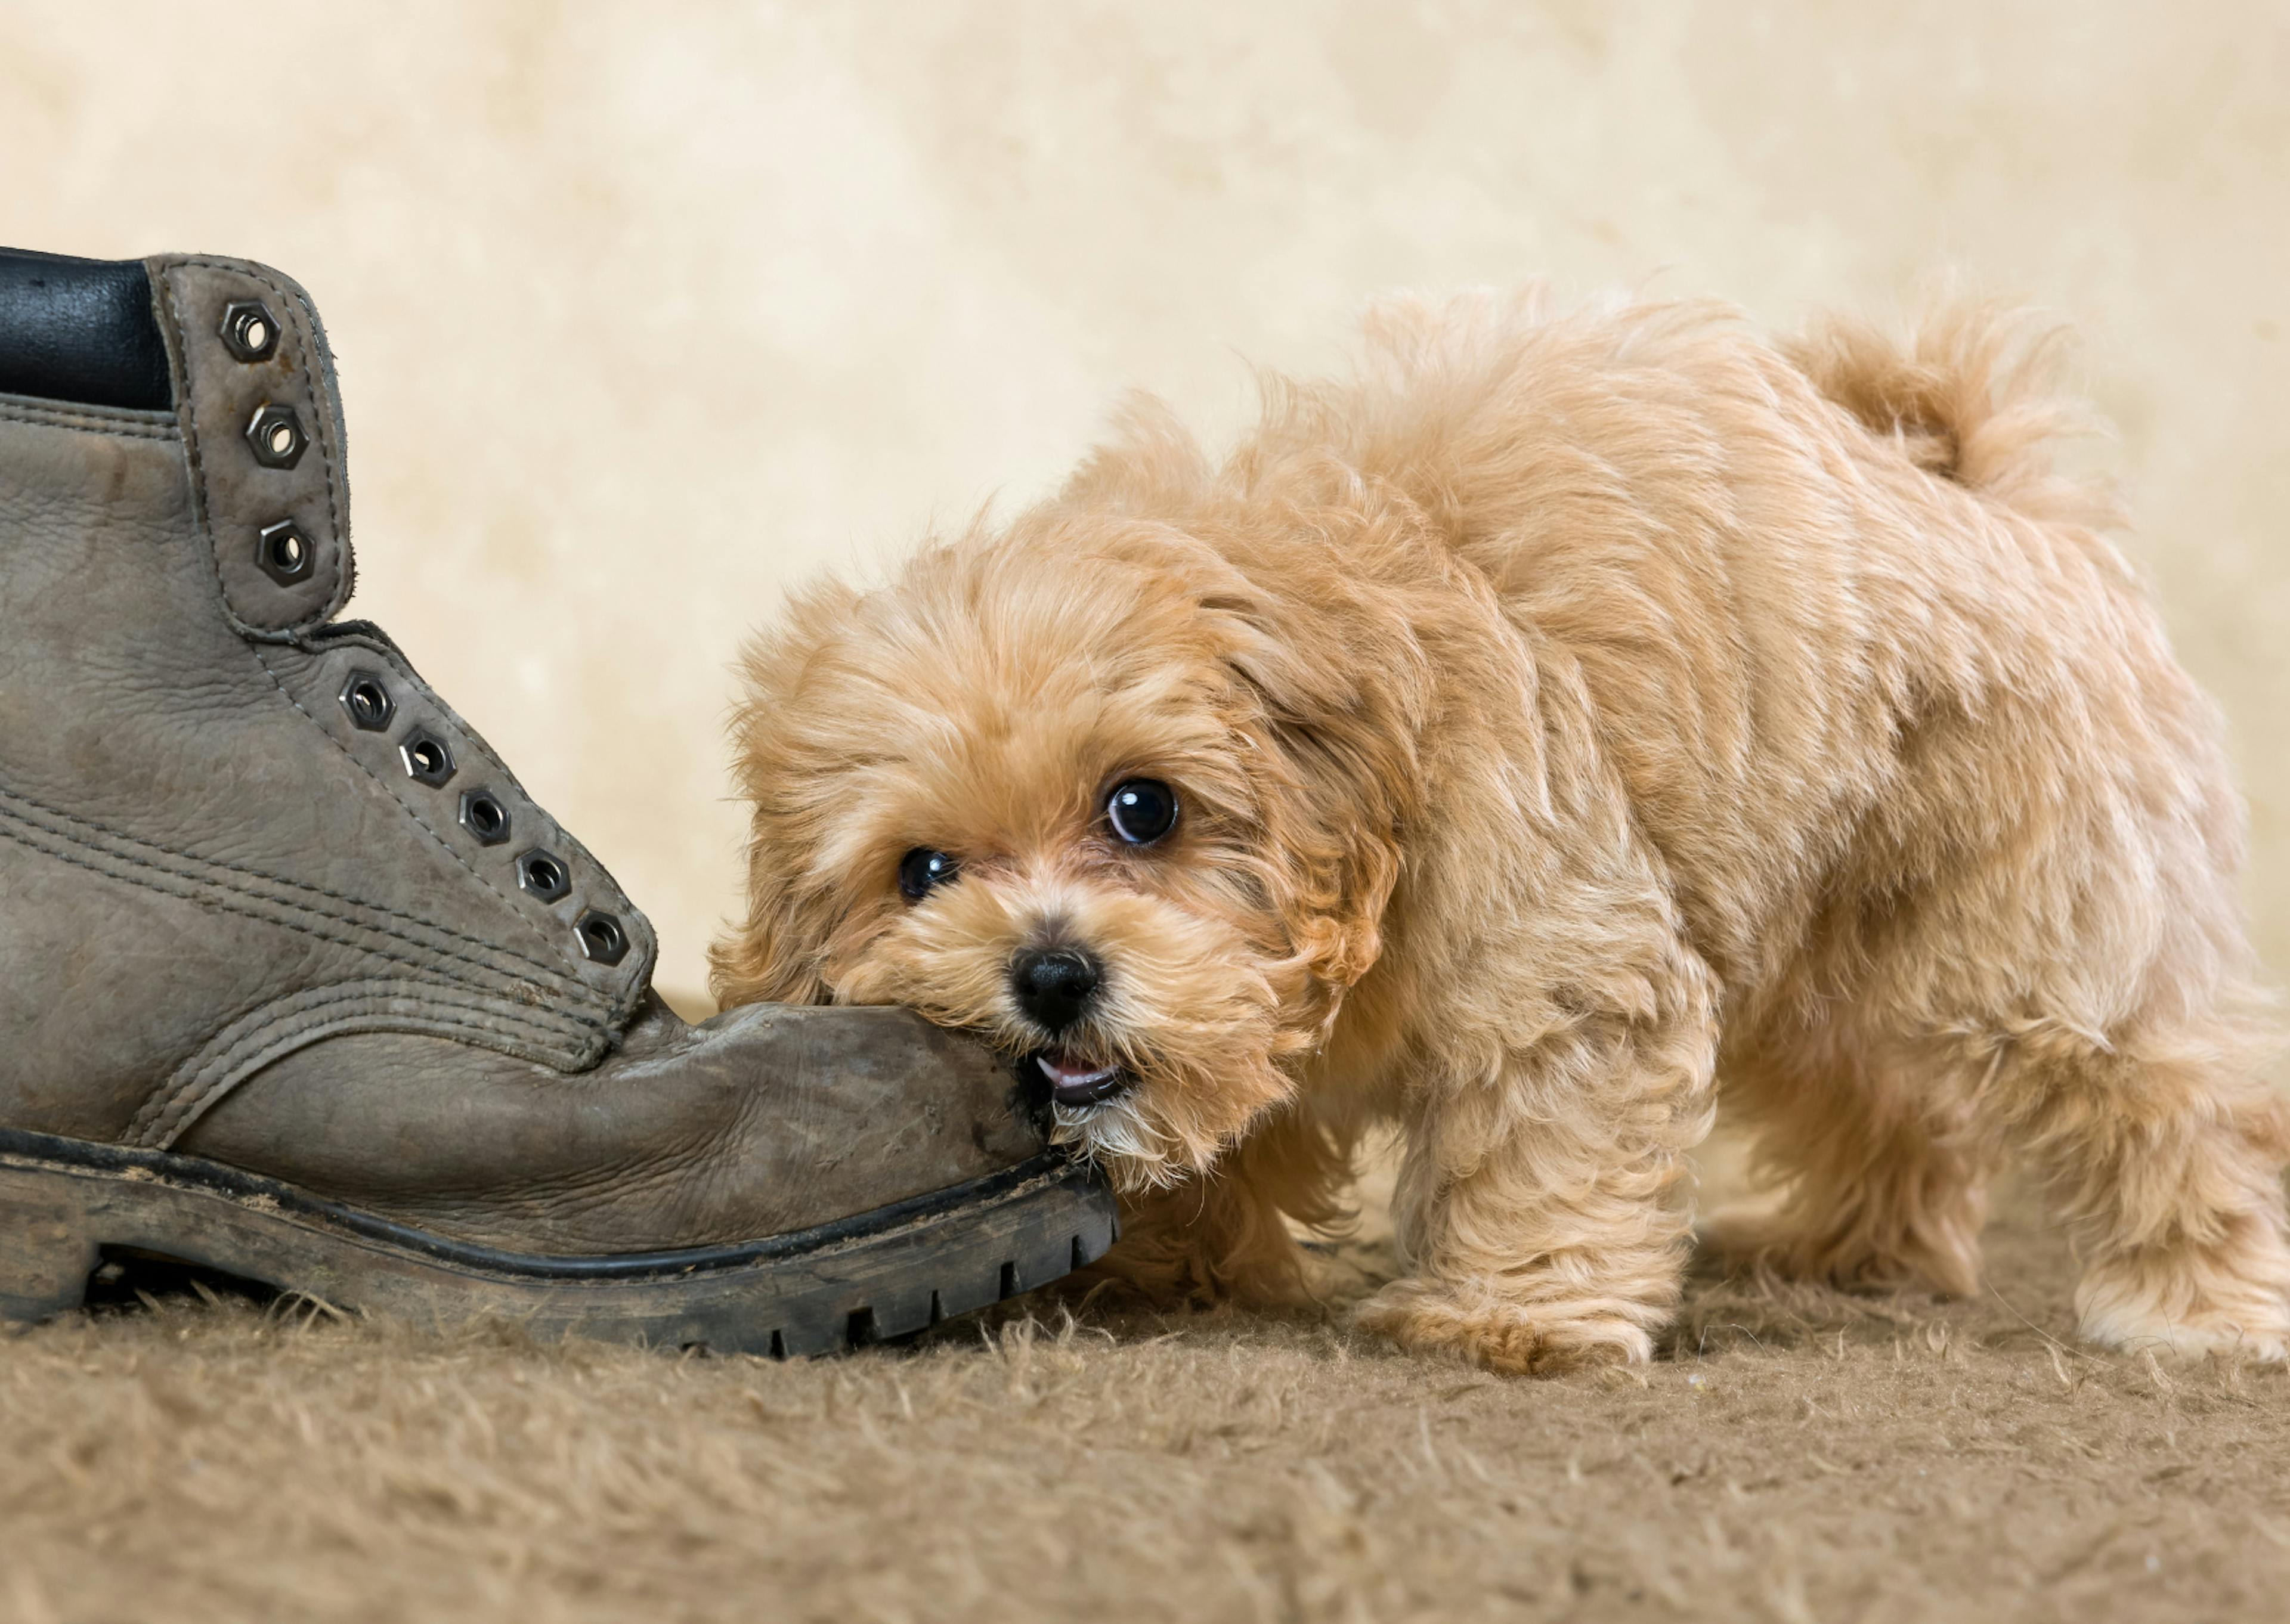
[{"x1": 1785, "y1": 299, "x2": 2124, "y2": 531}]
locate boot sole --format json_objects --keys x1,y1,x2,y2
[{"x1": 0, "y1": 1128, "x2": 1116, "y2": 1355}]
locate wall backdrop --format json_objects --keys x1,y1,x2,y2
[{"x1": 5, "y1": 3, "x2": 2285, "y2": 1023}]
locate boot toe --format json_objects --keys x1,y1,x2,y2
[{"x1": 178, "y1": 999, "x2": 1051, "y2": 1255}]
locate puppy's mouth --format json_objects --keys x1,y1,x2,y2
[{"x1": 1032, "y1": 1045, "x2": 1131, "y2": 1106}]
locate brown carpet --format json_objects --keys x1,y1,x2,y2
[{"x1": 3, "y1": 1164, "x2": 2285, "y2": 1624}]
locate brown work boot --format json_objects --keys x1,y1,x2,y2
[{"x1": 0, "y1": 247, "x2": 1112, "y2": 1353}]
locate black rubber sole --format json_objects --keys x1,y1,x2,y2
[{"x1": 0, "y1": 1128, "x2": 1116, "y2": 1355}]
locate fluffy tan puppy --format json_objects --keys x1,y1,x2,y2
[{"x1": 711, "y1": 287, "x2": 2290, "y2": 1374}]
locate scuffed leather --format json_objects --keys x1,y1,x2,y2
[
  {"x1": 0, "y1": 391, "x2": 647, "y2": 1133},
  {"x1": 181, "y1": 998, "x2": 1044, "y2": 1252},
  {"x1": 0, "y1": 252, "x2": 1053, "y2": 1254}
]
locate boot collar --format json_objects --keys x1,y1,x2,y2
[{"x1": 0, "y1": 249, "x2": 172, "y2": 412}]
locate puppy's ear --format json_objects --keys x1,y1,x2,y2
[
  {"x1": 707, "y1": 579, "x2": 865, "y2": 1010},
  {"x1": 1203, "y1": 501, "x2": 1432, "y2": 1011},
  {"x1": 708, "y1": 895, "x2": 831, "y2": 1008},
  {"x1": 1059, "y1": 390, "x2": 1210, "y2": 513},
  {"x1": 1236, "y1": 637, "x2": 1414, "y2": 1005}
]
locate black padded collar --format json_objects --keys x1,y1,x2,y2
[{"x1": 0, "y1": 248, "x2": 172, "y2": 411}]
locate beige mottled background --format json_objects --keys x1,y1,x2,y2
[{"x1": 3, "y1": 3, "x2": 2284, "y2": 1016}]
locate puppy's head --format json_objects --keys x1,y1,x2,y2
[{"x1": 711, "y1": 487, "x2": 1421, "y2": 1189}]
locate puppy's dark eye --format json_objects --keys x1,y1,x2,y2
[
  {"x1": 1106, "y1": 779, "x2": 1178, "y2": 846},
  {"x1": 898, "y1": 848, "x2": 960, "y2": 900}
]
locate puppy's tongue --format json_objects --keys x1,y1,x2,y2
[{"x1": 1036, "y1": 1046, "x2": 1126, "y2": 1105}]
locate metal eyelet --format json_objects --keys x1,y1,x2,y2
[
  {"x1": 255, "y1": 519, "x2": 313, "y2": 585},
  {"x1": 338, "y1": 671, "x2": 394, "y2": 732},
  {"x1": 398, "y1": 729, "x2": 456, "y2": 788},
  {"x1": 574, "y1": 910, "x2": 628, "y2": 965},
  {"x1": 246, "y1": 404, "x2": 307, "y2": 469},
  {"x1": 516, "y1": 849, "x2": 571, "y2": 903},
  {"x1": 458, "y1": 788, "x2": 511, "y2": 847},
  {"x1": 219, "y1": 300, "x2": 279, "y2": 363}
]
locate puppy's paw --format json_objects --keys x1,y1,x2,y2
[
  {"x1": 2077, "y1": 1244, "x2": 2290, "y2": 1364},
  {"x1": 1354, "y1": 1278, "x2": 1653, "y2": 1375},
  {"x1": 2084, "y1": 1315, "x2": 2290, "y2": 1365}
]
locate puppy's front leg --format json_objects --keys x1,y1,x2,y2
[{"x1": 1358, "y1": 944, "x2": 1718, "y2": 1374}]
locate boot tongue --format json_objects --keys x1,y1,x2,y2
[{"x1": 147, "y1": 255, "x2": 355, "y2": 641}]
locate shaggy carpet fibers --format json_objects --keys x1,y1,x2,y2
[{"x1": 2, "y1": 1160, "x2": 2285, "y2": 1624}]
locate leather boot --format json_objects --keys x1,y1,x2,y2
[{"x1": 0, "y1": 247, "x2": 1110, "y2": 1354}]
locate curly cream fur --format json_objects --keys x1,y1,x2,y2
[{"x1": 713, "y1": 286, "x2": 2290, "y2": 1374}]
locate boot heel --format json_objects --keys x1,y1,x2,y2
[{"x1": 0, "y1": 1164, "x2": 100, "y2": 1324}]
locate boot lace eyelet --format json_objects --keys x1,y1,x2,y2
[
  {"x1": 246, "y1": 404, "x2": 307, "y2": 469},
  {"x1": 219, "y1": 300, "x2": 279, "y2": 362},
  {"x1": 516, "y1": 849, "x2": 570, "y2": 902},
  {"x1": 575, "y1": 910, "x2": 627, "y2": 965},
  {"x1": 457, "y1": 788, "x2": 511, "y2": 846},
  {"x1": 338, "y1": 671, "x2": 394, "y2": 732},
  {"x1": 398, "y1": 729, "x2": 456, "y2": 788},
  {"x1": 256, "y1": 519, "x2": 312, "y2": 585}
]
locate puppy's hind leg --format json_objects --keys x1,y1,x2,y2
[
  {"x1": 1996, "y1": 1011, "x2": 2290, "y2": 1362},
  {"x1": 1357, "y1": 940, "x2": 1719, "y2": 1375}
]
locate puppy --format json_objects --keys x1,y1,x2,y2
[{"x1": 711, "y1": 287, "x2": 2290, "y2": 1374}]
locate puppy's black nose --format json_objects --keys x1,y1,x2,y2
[{"x1": 1010, "y1": 947, "x2": 1100, "y2": 1034}]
